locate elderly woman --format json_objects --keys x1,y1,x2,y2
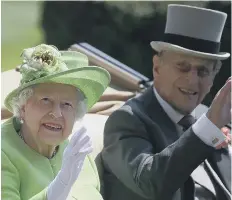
[{"x1": 2, "y1": 44, "x2": 110, "y2": 200}]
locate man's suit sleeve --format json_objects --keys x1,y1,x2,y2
[{"x1": 101, "y1": 106, "x2": 214, "y2": 200}]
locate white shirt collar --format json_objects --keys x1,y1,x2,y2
[{"x1": 153, "y1": 87, "x2": 184, "y2": 124}]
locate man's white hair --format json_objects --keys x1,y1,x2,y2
[{"x1": 10, "y1": 85, "x2": 88, "y2": 121}]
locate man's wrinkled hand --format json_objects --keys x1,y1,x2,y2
[{"x1": 207, "y1": 77, "x2": 231, "y2": 130}]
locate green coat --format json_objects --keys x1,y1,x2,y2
[{"x1": 1, "y1": 117, "x2": 103, "y2": 200}]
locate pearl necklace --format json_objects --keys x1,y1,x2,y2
[{"x1": 17, "y1": 131, "x2": 58, "y2": 158}]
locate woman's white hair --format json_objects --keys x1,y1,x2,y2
[{"x1": 10, "y1": 85, "x2": 88, "y2": 121}]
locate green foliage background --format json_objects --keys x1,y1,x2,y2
[
  {"x1": 1, "y1": 1, "x2": 43, "y2": 72},
  {"x1": 2, "y1": 1, "x2": 231, "y2": 105}
]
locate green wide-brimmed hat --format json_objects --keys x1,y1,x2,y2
[{"x1": 4, "y1": 44, "x2": 111, "y2": 112}]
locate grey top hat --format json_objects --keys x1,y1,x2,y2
[{"x1": 151, "y1": 4, "x2": 230, "y2": 60}]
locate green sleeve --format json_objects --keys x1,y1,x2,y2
[
  {"x1": 88, "y1": 154, "x2": 101, "y2": 191},
  {"x1": 68, "y1": 155, "x2": 104, "y2": 200},
  {"x1": 2, "y1": 151, "x2": 48, "y2": 200},
  {"x1": 29, "y1": 188, "x2": 48, "y2": 200}
]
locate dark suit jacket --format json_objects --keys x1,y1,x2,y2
[{"x1": 101, "y1": 87, "x2": 231, "y2": 200}]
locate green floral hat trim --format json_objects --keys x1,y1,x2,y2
[
  {"x1": 4, "y1": 44, "x2": 111, "y2": 112},
  {"x1": 19, "y1": 44, "x2": 68, "y2": 84}
]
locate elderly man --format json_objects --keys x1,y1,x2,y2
[{"x1": 102, "y1": 4, "x2": 231, "y2": 200}]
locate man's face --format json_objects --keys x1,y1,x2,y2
[{"x1": 153, "y1": 51, "x2": 219, "y2": 114}]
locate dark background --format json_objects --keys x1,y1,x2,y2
[{"x1": 41, "y1": 1, "x2": 231, "y2": 106}]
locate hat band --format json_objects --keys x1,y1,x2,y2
[{"x1": 163, "y1": 33, "x2": 220, "y2": 54}]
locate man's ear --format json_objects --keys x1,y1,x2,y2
[
  {"x1": 215, "y1": 60, "x2": 222, "y2": 74},
  {"x1": 152, "y1": 55, "x2": 161, "y2": 78}
]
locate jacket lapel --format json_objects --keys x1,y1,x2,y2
[
  {"x1": 138, "y1": 87, "x2": 231, "y2": 199},
  {"x1": 137, "y1": 87, "x2": 180, "y2": 143}
]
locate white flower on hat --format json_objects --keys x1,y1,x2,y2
[
  {"x1": 21, "y1": 44, "x2": 61, "y2": 69},
  {"x1": 18, "y1": 44, "x2": 68, "y2": 84}
]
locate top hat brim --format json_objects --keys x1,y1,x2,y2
[{"x1": 151, "y1": 41, "x2": 230, "y2": 60}]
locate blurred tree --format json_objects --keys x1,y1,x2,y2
[{"x1": 41, "y1": 1, "x2": 231, "y2": 106}]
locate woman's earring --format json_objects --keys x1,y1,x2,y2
[{"x1": 20, "y1": 118, "x2": 24, "y2": 124}]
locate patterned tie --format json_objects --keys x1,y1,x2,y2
[{"x1": 178, "y1": 115, "x2": 196, "y2": 131}]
